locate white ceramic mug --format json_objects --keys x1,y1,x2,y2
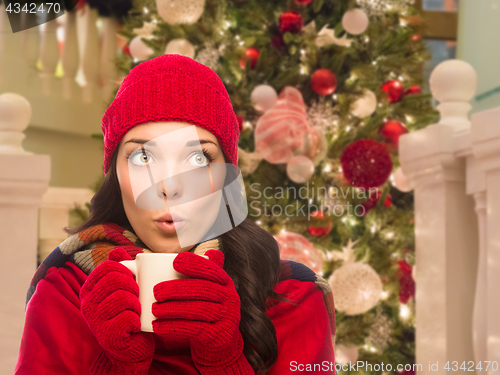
[{"x1": 120, "y1": 253, "x2": 208, "y2": 332}]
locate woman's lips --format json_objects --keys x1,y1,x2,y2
[{"x1": 154, "y1": 220, "x2": 185, "y2": 234}]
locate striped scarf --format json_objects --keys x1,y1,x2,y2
[{"x1": 26, "y1": 222, "x2": 335, "y2": 341}]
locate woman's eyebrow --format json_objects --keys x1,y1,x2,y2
[
  {"x1": 124, "y1": 138, "x2": 157, "y2": 146},
  {"x1": 186, "y1": 139, "x2": 217, "y2": 147}
]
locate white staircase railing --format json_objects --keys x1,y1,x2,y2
[
  {"x1": 0, "y1": 93, "x2": 50, "y2": 375},
  {"x1": 400, "y1": 59, "x2": 500, "y2": 375},
  {"x1": 0, "y1": 3, "x2": 124, "y2": 137}
]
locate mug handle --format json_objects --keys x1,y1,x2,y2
[{"x1": 120, "y1": 260, "x2": 137, "y2": 277}]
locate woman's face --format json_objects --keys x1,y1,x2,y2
[{"x1": 116, "y1": 121, "x2": 226, "y2": 253}]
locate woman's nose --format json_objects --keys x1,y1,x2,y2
[{"x1": 157, "y1": 174, "x2": 183, "y2": 201}]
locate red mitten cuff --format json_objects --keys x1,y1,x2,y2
[
  {"x1": 193, "y1": 350, "x2": 255, "y2": 375},
  {"x1": 191, "y1": 326, "x2": 243, "y2": 368},
  {"x1": 91, "y1": 349, "x2": 153, "y2": 375}
]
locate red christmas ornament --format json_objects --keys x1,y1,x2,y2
[
  {"x1": 411, "y1": 33, "x2": 422, "y2": 41},
  {"x1": 307, "y1": 210, "x2": 333, "y2": 237},
  {"x1": 340, "y1": 139, "x2": 393, "y2": 189},
  {"x1": 384, "y1": 194, "x2": 393, "y2": 207},
  {"x1": 271, "y1": 34, "x2": 286, "y2": 49},
  {"x1": 236, "y1": 116, "x2": 244, "y2": 134},
  {"x1": 122, "y1": 44, "x2": 131, "y2": 57},
  {"x1": 361, "y1": 189, "x2": 392, "y2": 215},
  {"x1": 311, "y1": 69, "x2": 337, "y2": 96},
  {"x1": 382, "y1": 80, "x2": 404, "y2": 103},
  {"x1": 279, "y1": 11, "x2": 304, "y2": 34},
  {"x1": 404, "y1": 85, "x2": 422, "y2": 96},
  {"x1": 399, "y1": 370, "x2": 415, "y2": 375},
  {"x1": 396, "y1": 260, "x2": 415, "y2": 303},
  {"x1": 380, "y1": 119, "x2": 408, "y2": 147},
  {"x1": 295, "y1": 0, "x2": 313, "y2": 4},
  {"x1": 239, "y1": 47, "x2": 260, "y2": 69}
]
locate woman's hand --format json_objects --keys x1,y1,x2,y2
[
  {"x1": 152, "y1": 250, "x2": 254, "y2": 374},
  {"x1": 80, "y1": 248, "x2": 155, "y2": 375}
]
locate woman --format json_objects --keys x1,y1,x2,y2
[{"x1": 15, "y1": 54, "x2": 336, "y2": 374}]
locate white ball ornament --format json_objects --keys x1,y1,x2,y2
[
  {"x1": 156, "y1": 0, "x2": 206, "y2": 25},
  {"x1": 328, "y1": 262, "x2": 383, "y2": 315},
  {"x1": 342, "y1": 9, "x2": 369, "y2": 35},
  {"x1": 251, "y1": 85, "x2": 278, "y2": 113},
  {"x1": 129, "y1": 36, "x2": 154, "y2": 61},
  {"x1": 351, "y1": 89, "x2": 377, "y2": 118},
  {"x1": 335, "y1": 345, "x2": 359, "y2": 365},
  {"x1": 287, "y1": 155, "x2": 315, "y2": 183},
  {"x1": 0, "y1": 93, "x2": 32, "y2": 154},
  {"x1": 393, "y1": 167, "x2": 412, "y2": 192},
  {"x1": 165, "y1": 38, "x2": 195, "y2": 59},
  {"x1": 429, "y1": 59, "x2": 478, "y2": 103}
]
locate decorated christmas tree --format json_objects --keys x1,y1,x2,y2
[{"x1": 78, "y1": 0, "x2": 440, "y2": 372}]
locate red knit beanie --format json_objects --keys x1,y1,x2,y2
[{"x1": 101, "y1": 54, "x2": 240, "y2": 175}]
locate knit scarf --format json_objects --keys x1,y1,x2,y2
[{"x1": 26, "y1": 222, "x2": 336, "y2": 340}]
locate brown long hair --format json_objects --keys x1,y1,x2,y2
[{"x1": 65, "y1": 147, "x2": 291, "y2": 373}]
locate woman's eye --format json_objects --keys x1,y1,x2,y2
[
  {"x1": 130, "y1": 151, "x2": 155, "y2": 166},
  {"x1": 188, "y1": 152, "x2": 208, "y2": 167}
]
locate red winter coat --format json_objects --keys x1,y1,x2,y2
[{"x1": 14, "y1": 223, "x2": 336, "y2": 374}]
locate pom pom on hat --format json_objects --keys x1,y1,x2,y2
[{"x1": 101, "y1": 54, "x2": 240, "y2": 175}]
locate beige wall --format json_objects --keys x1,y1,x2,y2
[
  {"x1": 457, "y1": 0, "x2": 500, "y2": 114},
  {"x1": 23, "y1": 127, "x2": 103, "y2": 189}
]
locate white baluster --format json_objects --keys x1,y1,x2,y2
[
  {"x1": 81, "y1": 6, "x2": 100, "y2": 103},
  {"x1": 0, "y1": 93, "x2": 50, "y2": 375},
  {"x1": 472, "y1": 188, "x2": 487, "y2": 367},
  {"x1": 399, "y1": 59, "x2": 479, "y2": 375},
  {"x1": 20, "y1": 11, "x2": 39, "y2": 70},
  {"x1": 39, "y1": 16, "x2": 60, "y2": 95},
  {"x1": 471, "y1": 106, "x2": 500, "y2": 374},
  {"x1": 0, "y1": 3, "x2": 7, "y2": 86},
  {"x1": 100, "y1": 17, "x2": 118, "y2": 101},
  {"x1": 61, "y1": 10, "x2": 79, "y2": 99}
]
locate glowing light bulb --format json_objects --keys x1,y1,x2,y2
[
  {"x1": 143, "y1": 6, "x2": 149, "y2": 13},
  {"x1": 400, "y1": 304, "x2": 411, "y2": 319}
]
